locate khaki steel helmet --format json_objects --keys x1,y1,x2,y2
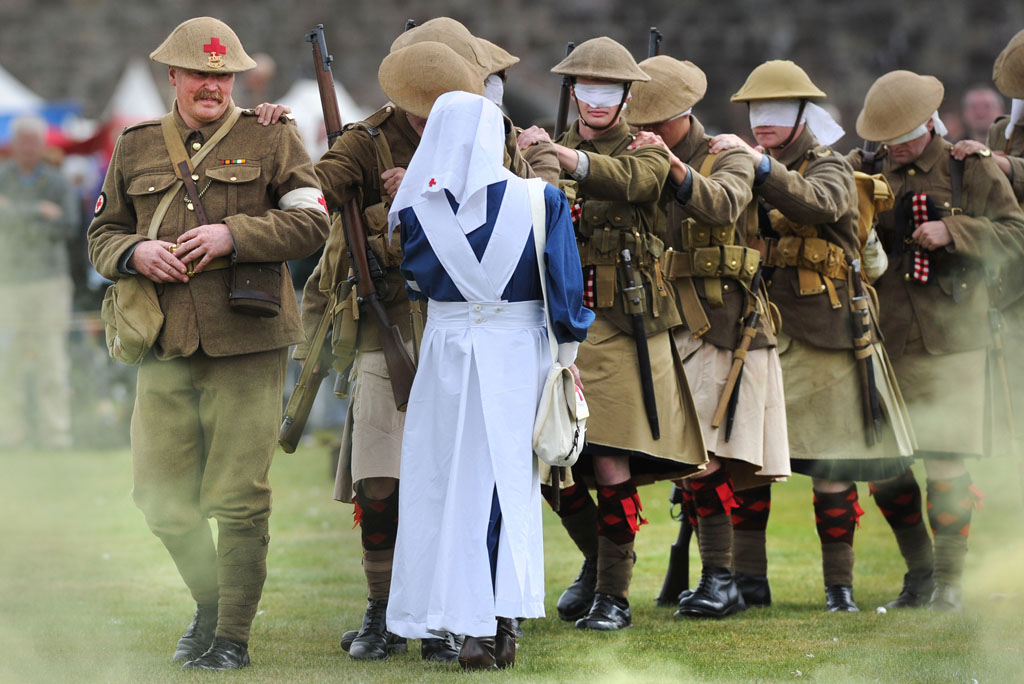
[
  {"x1": 379, "y1": 41, "x2": 484, "y2": 119},
  {"x1": 390, "y1": 17, "x2": 492, "y2": 80},
  {"x1": 551, "y1": 37, "x2": 650, "y2": 83},
  {"x1": 730, "y1": 60, "x2": 826, "y2": 102},
  {"x1": 150, "y1": 17, "x2": 257, "y2": 73},
  {"x1": 855, "y1": 70, "x2": 944, "y2": 142},
  {"x1": 993, "y1": 29, "x2": 1024, "y2": 98},
  {"x1": 625, "y1": 56, "x2": 707, "y2": 126},
  {"x1": 479, "y1": 38, "x2": 519, "y2": 75}
]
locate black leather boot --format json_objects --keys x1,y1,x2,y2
[
  {"x1": 575, "y1": 593, "x2": 631, "y2": 631},
  {"x1": 556, "y1": 557, "x2": 597, "y2": 621},
  {"x1": 825, "y1": 585, "x2": 859, "y2": 612},
  {"x1": 675, "y1": 567, "x2": 747, "y2": 618},
  {"x1": 340, "y1": 629, "x2": 357, "y2": 651},
  {"x1": 735, "y1": 573, "x2": 772, "y2": 607},
  {"x1": 349, "y1": 598, "x2": 405, "y2": 661},
  {"x1": 421, "y1": 632, "x2": 462, "y2": 663},
  {"x1": 172, "y1": 603, "x2": 217, "y2": 663},
  {"x1": 181, "y1": 636, "x2": 249, "y2": 670},
  {"x1": 494, "y1": 617, "x2": 517, "y2": 669},
  {"x1": 458, "y1": 636, "x2": 497, "y2": 670},
  {"x1": 886, "y1": 568, "x2": 935, "y2": 609},
  {"x1": 927, "y1": 583, "x2": 963, "y2": 612}
]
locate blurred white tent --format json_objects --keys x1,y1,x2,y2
[
  {"x1": 0, "y1": 63, "x2": 43, "y2": 110},
  {"x1": 104, "y1": 58, "x2": 167, "y2": 125},
  {"x1": 278, "y1": 78, "x2": 369, "y2": 161}
]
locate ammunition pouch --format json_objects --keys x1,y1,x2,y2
[
  {"x1": 767, "y1": 236, "x2": 849, "y2": 309},
  {"x1": 330, "y1": 280, "x2": 358, "y2": 373},
  {"x1": 228, "y1": 262, "x2": 282, "y2": 317}
]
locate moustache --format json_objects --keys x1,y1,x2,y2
[{"x1": 194, "y1": 90, "x2": 224, "y2": 103}]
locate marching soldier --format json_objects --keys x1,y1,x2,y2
[
  {"x1": 623, "y1": 55, "x2": 790, "y2": 618},
  {"x1": 88, "y1": 17, "x2": 329, "y2": 669},
  {"x1": 715, "y1": 61, "x2": 916, "y2": 612},
  {"x1": 299, "y1": 18, "x2": 550, "y2": 662},
  {"x1": 518, "y1": 37, "x2": 707, "y2": 631},
  {"x1": 851, "y1": 70, "x2": 1024, "y2": 611}
]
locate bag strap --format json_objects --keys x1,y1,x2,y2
[
  {"x1": 697, "y1": 151, "x2": 720, "y2": 178},
  {"x1": 149, "y1": 103, "x2": 243, "y2": 239},
  {"x1": 527, "y1": 179, "x2": 559, "y2": 363},
  {"x1": 950, "y1": 157, "x2": 964, "y2": 215}
]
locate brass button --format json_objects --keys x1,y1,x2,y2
[
  {"x1": 944, "y1": 201, "x2": 950, "y2": 208},
  {"x1": 186, "y1": 202, "x2": 195, "y2": 211},
  {"x1": 730, "y1": 260, "x2": 737, "y2": 267},
  {"x1": 614, "y1": 216, "x2": 621, "y2": 221},
  {"x1": 705, "y1": 261, "x2": 713, "y2": 268},
  {"x1": 386, "y1": 106, "x2": 393, "y2": 113},
  {"x1": 819, "y1": 285, "x2": 826, "y2": 292},
  {"x1": 191, "y1": 141, "x2": 202, "y2": 151},
  {"x1": 961, "y1": 283, "x2": 968, "y2": 289},
  {"x1": 904, "y1": 273, "x2": 911, "y2": 281},
  {"x1": 723, "y1": 283, "x2": 730, "y2": 291},
  {"x1": 147, "y1": 186, "x2": 155, "y2": 192},
  {"x1": 907, "y1": 168, "x2": 916, "y2": 176},
  {"x1": 191, "y1": 174, "x2": 199, "y2": 181},
  {"x1": 230, "y1": 176, "x2": 237, "y2": 181}
]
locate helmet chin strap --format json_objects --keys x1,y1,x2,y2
[
  {"x1": 769, "y1": 99, "x2": 808, "y2": 151},
  {"x1": 575, "y1": 82, "x2": 630, "y2": 133}
]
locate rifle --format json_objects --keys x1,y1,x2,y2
[
  {"x1": 621, "y1": 249, "x2": 660, "y2": 439},
  {"x1": 553, "y1": 42, "x2": 575, "y2": 140},
  {"x1": 850, "y1": 258, "x2": 883, "y2": 445},
  {"x1": 711, "y1": 265, "x2": 763, "y2": 441},
  {"x1": 648, "y1": 27, "x2": 663, "y2": 58},
  {"x1": 306, "y1": 24, "x2": 416, "y2": 411},
  {"x1": 654, "y1": 483, "x2": 692, "y2": 606},
  {"x1": 860, "y1": 140, "x2": 881, "y2": 174},
  {"x1": 280, "y1": 298, "x2": 335, "y2": 452},
  {"x1": 405, "y1": 18, "x2": 416, "y2": 31}
]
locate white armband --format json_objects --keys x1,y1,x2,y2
[{"x1": 279, "y1": 187, "x2": 328, "y2": 213}]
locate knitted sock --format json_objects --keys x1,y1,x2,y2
[
  {"x1": 688, "y1": 468, "x2": 738, "y2": 570},
  {"x1": 927, "y1": 474, "x2": 979, "y2": 587},
  {"x1": 814, "y1": 485, "x2": 863, "y2": 586},
  {"x1": 870, "y1": 470, "x2": 933, "y2": 576},
  {"x1": 596, "y1": 479, "x2": 646, "y2": 546},
  {"x1": 544, "y1": 483, "x2": 599, "y2": 559},
  {"x1": 731, "y1": 485, "x2": 771, "y2": 576}
]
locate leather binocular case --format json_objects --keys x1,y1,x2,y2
[{"x1": 229, "y1": 262, "x2": 282, "y2": 317}]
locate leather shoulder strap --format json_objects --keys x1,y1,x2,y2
[
  {"x1": 697, "y1": 151, "x2": 720, "y2": 178},
  {"x1": 950, "y1": 157, "x2": 964, "y2": 213}
]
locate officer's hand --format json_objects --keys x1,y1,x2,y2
[
  {"x1": 518, "y1": 126, "x2": 552, "y2": 150},
  {"x1": 254, "y1": 103, "x2": 292, "y2": 126},
  {"x1": 569, "y1": 363, "x2": 583, "y2": 392},
  {"x1": 912, "y1": 219, "x2": 953, "y2": 251},
  {"x1": 37, "y1": 200, "x2": 63, "y2": 220},
  {"x1": 381, "y1": 167, "x2": 406, "y2": 200},
  {"x1": 130, "y1": 240, "x2": 189, "y2": 283},
  {"x1": 174, "y1": 223, "x2": 234, "y2": 272}
]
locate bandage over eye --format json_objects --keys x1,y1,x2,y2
[
  {"x1": 484, "y1": 74, "x2": 505, "y2": 107},
  {"x1": 749, "y1": 99, "x2": 845, "y2": 146},
  {"x1": 884, "y1": 111, "x2": 948, "y2": 146},
  {"x1": 574, "y1": 83, "x2": 628, "y2": 108}
]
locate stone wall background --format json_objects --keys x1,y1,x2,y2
[{"x1": 3, "y1": 0, "x2": 1023, "y2": 141}]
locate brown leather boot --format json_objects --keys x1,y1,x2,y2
[
  {"x1": 458, "y1": 635, "x2": 497, "y2": 670},
  {"x1": 494, "y1": 617, "x2": 517, "y2": 669}
]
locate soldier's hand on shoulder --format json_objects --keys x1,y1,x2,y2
[
  {"x1": 628, "y1": 130, "x2": 668, "y2": 153},
  {"x1": 708, "y1": 134, "x2": 764, "y2": 168},
  {"x1": 912, "y1": 219, "x2": 952, "y2": 251},
  {"x1": 131, "y1": 240, "x2": 189, "y2": 283},
  {"x1": 381, "y1": 167, "x2": 406, "y2": 200},
  {"x1": 951, "y1": 139, "x2": 989, "y2": 161},
  {"x1": 254, "y1": 102, "x2": 292, "y2": 126},
  {"x1": 517, "y1": 126, "x2": 552, "y2": 150},
  {"x1": 174, "y1": 223, "x2": 235, "y2": 271}
]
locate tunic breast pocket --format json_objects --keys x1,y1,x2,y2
[
  {"x1": 205, "y1": 164, "x2": 262, "y2": 218},
  {"x1": 126, "y1": 173, "x2": 178, "y2": 233}
]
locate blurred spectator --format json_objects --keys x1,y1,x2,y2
[
  {"x1": 961, "y1": 84, "x2": 1005, "y2": 142},
  {"x1": 0, "y1": 114, "x2": 78, "y2": 449},
  {"x1": 237, "y1": 52, "x2": 277, "y2": 106}
]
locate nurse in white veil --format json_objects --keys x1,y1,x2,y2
[{"x1": 385, "y1": 90, "x2": 593, "y2": 669}]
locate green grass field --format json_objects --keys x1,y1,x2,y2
[{"x1": 2, "y1": 445, "x2": 1023, "y2": 683}]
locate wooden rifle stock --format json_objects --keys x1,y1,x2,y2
[
  {"x1": 279, "y1": 301, "x2": 334, "y2": 453},
  {"x1": 307, "y1": 23, "x2": 416, "y2": 412},
  {"x1": 554, "y1": 42, "x2": 575, "y2": 140}
]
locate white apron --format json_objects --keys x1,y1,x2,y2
[{"x1": 387, "y1": 179, "x2": 549, "y2": 639}]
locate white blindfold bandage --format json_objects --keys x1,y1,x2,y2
[
  {"x1": 1007, "y1": 99, "x2": 1024, "y2": 140},
  {"x1": 668, "y1": 108, "x2": 693, "y2": 121},
  {"x1": 748, "y1": 100, "x2": 845, "y2": 146},
  {"x1": 573, "y1": 83, "x2": 628, "y2": 108},
  {"x1": 884, "y1": 112, "x2": 948, "y2": 145},
  {"x1": 484, "y1": 74, "x2": 505, "y2": 108}
]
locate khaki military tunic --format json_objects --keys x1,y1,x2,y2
[
  {"x1": 88, "y1": 105, "x2": 329, "y2": 534},
  {"x1": 760, "y1": 129, "x2": 911, "y2": 476},
  {"x1": 854, "y1": 133, "x2": 1024, "y2": 458},
  {"x1": 558, "y1": 119, "x2": 706, "y2": 484},
  {"x1": 659, "y1": 116, "x2": 789, "y2": 487},
  {"x1": 302, "y1": 104, "x2": 551, "y2": 501}
]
